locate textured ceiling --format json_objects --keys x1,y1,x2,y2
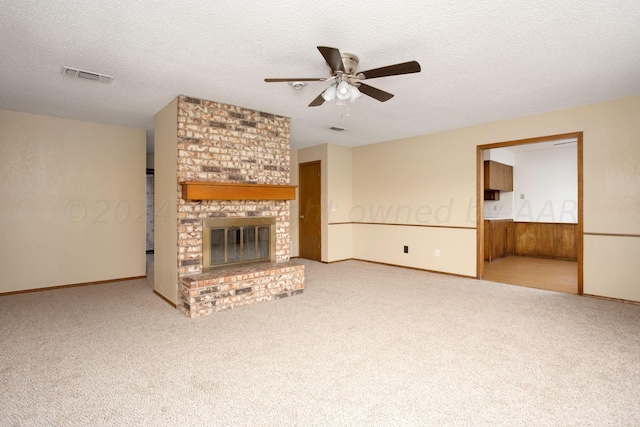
[{"x1": 1, "y1": 0, "x2": 639, "y2": 152}]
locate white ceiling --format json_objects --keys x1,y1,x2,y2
[{"x1": 2, "y1": 1, "x2": 639, "y2": 152}]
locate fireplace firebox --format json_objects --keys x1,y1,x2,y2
[{"x1": 202, "y1": 217, "x2": 276, "y2": 271}]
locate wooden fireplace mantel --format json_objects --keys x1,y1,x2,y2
[{"x1": 180, "y1": 181, "x2": 297, "y2": 201}]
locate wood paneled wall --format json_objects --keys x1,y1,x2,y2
[{"x1": 514, "y1": 222, "x2": 577, "y2": 261}]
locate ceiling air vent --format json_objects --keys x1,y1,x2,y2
[
  {"x1": 329, "y1": 126, "x2": 348, "y2": 132},
  {"x1": 62, "y1": 66, "x2": 114, "y2": 83}
]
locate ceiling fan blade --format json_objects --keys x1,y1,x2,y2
[
  {"x1": 317, "y1": 46, "x2": 345, "y2": 74},
  {"x1": 308, "y1": 93, "x2": 325, "y2": 107},
  {"x1": 359, "y1": 61, "x2": 421, "y2": 80},
  {"x1": 264, "y1": 77, "x2": 328, "y2": 82},
  {"x1": 357, "y1": 83, "x2": 394, "y2": 102}
]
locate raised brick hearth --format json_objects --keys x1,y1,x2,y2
[
  {"x1": 174, "y1": 95, "x2": 304, "y2": 318},
  {"x1": 179, "y1": 261, "x2": 304, "y2": 318}
]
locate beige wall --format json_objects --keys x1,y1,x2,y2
[
  {"x1": 153, "y1": 98, "x2": 178, "y2": 303},
  {"x1": 353, "y1": 225, "x2": 477, "y2": 276},
  {"x1": 584, "y1": 235, "x2": 640, "y2": 301},
  {"x1": 327, "y1": 144, "x2": 353, "y2": 262},
  {"x1": 0, "y1": 110, "x2": 146, "y2": 293},
  {"x1": 294, "y1": 95, "x2": 640, "y2": 301},
  {"x1": 351, "y1": 127, "x2": 478, "y2": 275}
]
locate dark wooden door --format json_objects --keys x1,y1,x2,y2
[{"x1": 299, "y1": 161, "x2": 321, "y2": 261}]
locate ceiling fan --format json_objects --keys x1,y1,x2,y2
[{"x1": 265, "y1": 46, "x2": 421, "y2": 107}]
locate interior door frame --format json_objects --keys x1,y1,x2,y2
[{"x1": 476, "y1": 131, "x2": 583, "y2": 294}]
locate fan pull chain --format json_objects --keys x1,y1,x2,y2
[{"x1": 341, "y1": 104, "x2": 351, "y2": 119}]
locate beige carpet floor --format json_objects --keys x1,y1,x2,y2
[{"x1": 1, "y1": 259, "x2": 639, "y2": 426}]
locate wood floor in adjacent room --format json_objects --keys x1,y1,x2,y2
[{"x1": 483, "y1": 256, "x2": 578, "y2": 294}]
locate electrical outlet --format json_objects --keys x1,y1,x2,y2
[
  {"x1": 435, "y1": 249, "x2": 440, "y2": 257},
  {"x1": 404, "y1": 246, "x2": 409, "y2": 254}
]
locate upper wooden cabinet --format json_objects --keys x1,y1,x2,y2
[{"x1": 484, "y1": 160, "x2": 513, "y2": 191}]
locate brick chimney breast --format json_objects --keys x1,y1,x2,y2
[{"x1": 174, "y1": 95, "x2": 303, "y2": 318}]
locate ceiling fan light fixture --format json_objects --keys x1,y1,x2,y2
[
  {"x1": 336, "y1": 81, "x2": 351, "y2": 100},
  {"x1": 349, "y1": 85, "x2": 362, "y2": 102},
  {"x1": 321, "y1": 82, "x2": 361, "y2": 105},
  {"x1": 322, "y1": 84, "x2": 337, "y2": 102}
]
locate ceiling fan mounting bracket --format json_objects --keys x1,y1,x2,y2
[{"x1": 333, "y1": 53, "x2": 359, "y2": 77}]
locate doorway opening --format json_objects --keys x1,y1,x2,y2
[{"x1": 477, "y1": 132, "x2": 583, "y2": 294}]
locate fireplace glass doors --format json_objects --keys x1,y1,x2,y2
[{"x1": 202, "y1": 217, "x2": 276, "y2": 271}]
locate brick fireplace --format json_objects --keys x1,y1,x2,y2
[{"x1": 172, "y1": 95, "x2": 304, "y2": 318}]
